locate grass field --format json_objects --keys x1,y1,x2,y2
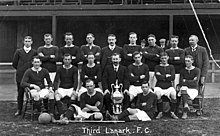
[{"x1": 0, "y1": 98, "x2": 220, "y2": 136}]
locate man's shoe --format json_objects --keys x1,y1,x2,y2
[
  {"x1": 181, "y1": 112, "x2": 188, "y2": 119},
  {"x1": 155, "y1": 112, "x2": 163, "y2": 119},
  {"x1": 50, "y1": 114, "x2": 57, "y2": 123},
  {"x1": 14, "y1": 110, "x2": 21, "y2": 116},
  {"x1": 183, "y1": 106, "x2": 190, "y2": 112},
  {"x1": 170, "y1": 112, "x2": 178, "y2": 119},
  {"x1": 105, "y1": 111, "x2": 112, "y2": 120}
]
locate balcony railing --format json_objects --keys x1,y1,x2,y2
[{"x1": 0, "y1": 0, "x2": 219, "y2": 6}]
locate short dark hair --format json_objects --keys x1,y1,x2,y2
[
  {"x1": 87, "y1": 52, "x2": 95, "y2": 57},
  {"x1": 85, "y1": 79, "x2": 94, "y2": 84},
  {"x1": 32, "y1": 56, "x2": 41, "y2": 61},
  {"x1": 148, "y1": 34, "x2": 156, "y2": 39},
  {"x1": 44, "y1": 34, "x2": 52, "y2": 38},
  {"x1": 160, "y1": 52, "x2": 168, "y2": 57},
  {"x1": 141, "y1": 39, "x2": 146, "y2": 44},
  {"x1": 132, "y1": 51, "x2": 142, "y2": 58},
  {"x1": 129, "y1": 32, "x2": 137, "y2": 36},
  {"x1": 108, "y1": 34, "x2": 116, "y2": 38},
  {"x1": 24, "y1": 36, "x2": 32, "y2": 41},
  {"x1": 185, "y1": 55, "x2": 194, "y2": 61},
  {"x1": 87, "y1": 33, "x2": 94, "y2": 38},
  {"x1": 64, "y1": 32, "x2": 73, "y2": 37},
  {"x1": 170, "y1": 35, "x2": 179, "y2": 40},
  {"x1": 142, "y1": 81, "x2": 149, "y2": 86},
  {"x1": 63, "y1": 53, "x2": 72, "y2": 58},
  {"x1": 112, "y1": 53, "x2": 121, "y2": 58}
]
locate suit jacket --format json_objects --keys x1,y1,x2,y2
[
  {"x1": 185, "y1": 45, "x2": 209, "y2": 77},
  {"x1": 100, "y1": 46, "x2": 123, "y2": 71},
  {"x1": 102, "y1": 64, "x2": 129, "y2": 92}
]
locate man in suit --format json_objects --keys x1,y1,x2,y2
[
  {"x1": 100, "y1": 34, "x2": 123, "y2": 72},
  {"x1": 12, "y1": 36, "x2": 37, "y2": 116},
  {"x1": 185, "y1": 35, "x2": 209, "y2": 85},
  {"x1": 102, "y1": 53, "x2": 130, "y2": 115}
]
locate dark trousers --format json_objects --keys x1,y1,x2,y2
[
  {"x1": 16, "y1": 82, "x2": 25, "y2": 112},
  {"x1": 104, "y1": 92, "x2": 130, "y2": 114}
]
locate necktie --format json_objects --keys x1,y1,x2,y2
[{"x1": 114, "y1": 67, "x2": 117, "y2": 72}]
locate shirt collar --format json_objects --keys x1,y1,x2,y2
[
  {"x1": 31, "y1": 67, "x2": 42, "y2": 72},
  {"x1": 185, "y1": 66, "x2": 195, "y2": 71},
  {"x1": 64, "y1": 44, "x2": 74, "y2": 47},
  {"x1": 109, "y1": 45, "x2": 116, "y2": 50},
  {"x1": 191, "y1": 44, "x2": 198, "y2": 50},
  {"x1": 170, "y1": 47, "x2": 179, "y2": 50},
  {"x1": 63, "y1": 64, "x2": 72, "y2": 69},
  {"x1": 113, "y1": 65, "x2": 119, "y2": 71},
  {"x1": 87, "y1": 90, "x2": 96, "y2": 97},
  {"x1": 44, "y1": 45, "x2": 53, "y2": 48},
  {"x1": 129, "y1": 43, "x2": 137, "y2": 46},
  {"x1": 23, "y1": 46, "x2": 31, "y2": 53}
]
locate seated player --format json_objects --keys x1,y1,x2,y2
[
  {"x1": 59, "y1": 79, "x2": 103, "y2": 123},
  {"x1": 78, "y1": 52, "x2": 102, "y2": 101},
  {"x1": 102, "y1": 53, "x2": 130, "y2": 115},
  {"x1": 178, "y1": 55, "x2": 201, "y2": 119},
  {"x1": 110, "y1": 81, "x2": 157, "y2": 121},
  {"x1": 53, "y1": 53, "x2": 78, "y2": 116},
  {"x1": 128, "y1": 51, "x2": 149, "y2": 103},
  {"x1": 21, "y1": 56, "x2": 56, "y2": 122},
  {"x1": 154, "y1": 52, "x2": 178, "y2": 119}
]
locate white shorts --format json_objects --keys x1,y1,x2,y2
[
  {"x1": 129, "y1": 85, "x2": 142, "y2": 98},
  {"x1": 77, "y1": 87, "x2": 103, "y2": 101},
  {"x1": 149, "y1": 72, "x2": 157, "y2": 89},
  {"x1": 30, "y1": 88, "x2": 50, "y2": 99},
  {"x1": 174, "y1": 74, "x2": 180, "y2": 88},
  {"x1": 72, "y1": 104, "x2": 102, "y2": 120},
  {"x1": 44, "y1": 72, "x2": 56, "y2": 85},
  {"x1": 178, "y1": 87, "x2": 198, "y2": 100},
  {"x1": 154, "y1": 87, "x2": 176, "y2": 100},
  {"x1": 135, "y1": 109, "x2": 151, "y2": 121},
  {"x1": 57, "y1": 88, "x2": 73, "y2": 98}
]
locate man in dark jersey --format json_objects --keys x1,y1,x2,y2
[
  {"x1": 59, "y1": 79, "x2": 103, "y2": 124},
  {"x1": 80, "y1": 33, "x2": 101, "y2": 65},
  {"x1": 54, "y1": 53, "x2": 78, "y2": 116},
  {"x1": 12, "y1": 36, "x2": 37, "y2": 116},
  {"x1": 154, "y1": 52, "x2": 178, "y2": 119},
  {"x1": 128, "y1": 51, "x2": 149, "y2": 103},
  {"x1": 21, "y1": 56, "x2": 56, "y2": 122},
  {"x1": 166, "y1": 35, "x2": 185, "y2": 88},
  {"x1": 142, "y1": 34, "x2": 163, "y2": 88},
  {"x1": 123, "y1": 32, "x2": 141, "y2": 67},
  {"x1": 178, "y1": 55, "x2": 201, "y2": 119},
  {"x1": 59, "y1": 32, "x2": 81, "y2": 67},
  {"x1": 110, "y1": 81, "x2": 157, "y2": 121}
]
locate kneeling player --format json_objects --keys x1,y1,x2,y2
[
  {"x1": 178, "y1": 55, "x2": 200, "y2": 119},
  {"x1": 154, "y1": 52, "x2": 178, "y2": 119},
  {"x1": 110, "y1": 81, "x2": 157, "y2": 121},
  {"x1": 21, "y1": 56, "x2": 56, "y2": 122},
  {"x1": 54, "y1": 53, "x2": 78, "y2": 116},
  {"x1": 60, "y1": 79, "x2": 103, "y2": 123}
]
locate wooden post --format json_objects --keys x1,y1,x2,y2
[
  {"x1": 52, "y1": 15, "x2": 56, "y2": 46},
  {"x1": 211, "y1": 61, "x2": 215, "y2": 83},
  {"x1": 169, "y1": 15, "x2": 173, "y2": 39}
]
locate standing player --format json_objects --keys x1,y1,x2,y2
[
  {"x1": 59, "y1": 79, "x2": 103, "y2": 123},
  {"x1": 80, "y1": 33, "x2": 101, "y2": 65},
  {"x1": 21, "y1": 56, "x2": 56, "y2": 122},
  {"x1": 178, "y1": 55, "x2": 201, "y2": 119},
  {"x1": 59, "y1": 32, "x2": 81, "y2": 67},
  {"x1": 166, "y1": 35, "x2": 185, "y2": 88},
  {"x1": 12, "y1": 36, "x2": 37, "y2": 116},
  {"x1": 142, "y1": 34, "x2": 163, "y2": 88},
  {"x1": 110, "y1": 81, "x2": 157, "y2": 121},
  {"x1": 185, "y1": 35, "x2": 209, "y2": 85},
  {"x1": 154, "y1": 52, "x2": 178, "y2": 119},
  {"x1": 102, "y1": 53, "x2": 130, "y2": 115},
  {"x1": 100, "y1": 34, "x2": 123, "y2": 72},
  {"x1": 128, "y1": 51, "x2": 149, "y2": 103},
  {"x1": 37, "y1": 33, "x2": 59, "y2": 83},
  {"x1": 53, "y1": 53, "x2": 78, "y2": 116},
  {"x1": 122, "y1": 32, "x2": 141, "y2": 67}
]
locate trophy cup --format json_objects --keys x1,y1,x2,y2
[{"x1": 111, "y1": 80, "x2": 124, "y2": 115}]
